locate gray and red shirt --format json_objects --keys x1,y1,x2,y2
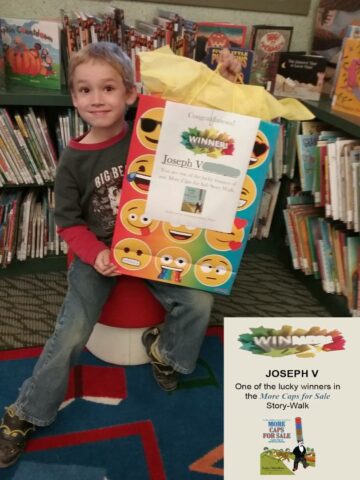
[{"x1": 54, "y1": 123, "x2": 132, "y2": 264}]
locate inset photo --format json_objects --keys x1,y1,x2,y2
[{"x1": 181, "y1": 186, "x2": 206, "y2": 214}]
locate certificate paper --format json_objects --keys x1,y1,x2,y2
[
  {"x1": 145, "y1": 101, "x2": 260, "y2": 233},
  {"x1": 224, "y1": 317, "x2": 359, "y2": 479}
]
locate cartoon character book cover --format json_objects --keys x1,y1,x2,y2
[
  {"x1": 260, "y1": 417, "x2": 316, "y2": 475},
  {"x1": 111, "y1": 94, "x2": 279, "y2": 295},
  {"x1": 249, "y1": 25, "x2": 293, "y2": 91},
  {"x1": 203, "y1": 46, "x2": 254, "y2": 84},
  {"x1": 332, "y1": 38, "x2": 360, "y2": 118},
  {"x1": 0, "y1": 17, "x2": 61, "y2": 90}
]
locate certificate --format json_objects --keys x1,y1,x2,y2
[
  {"x1": 224, "y1": 317, "x2": 359, "y2": 478},
  {"x1": 145, "y1": 101, "x2": 260, "y2": 233}
]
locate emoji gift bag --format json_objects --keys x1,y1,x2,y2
[{"x1": 111, "y1": 95, "x2": 279, "y2": 295}]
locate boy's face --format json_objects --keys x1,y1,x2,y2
[{"x1": 71, "y1": 59, "x2": 137, "y2": 139}]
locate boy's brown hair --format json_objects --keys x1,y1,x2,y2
[{"x1": 68, "y1": 41, "x2": 134, "y2": 92}]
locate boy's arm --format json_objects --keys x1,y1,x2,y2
[{"x1": 57, "y1": 224, "x2": 107, "y2": 265}]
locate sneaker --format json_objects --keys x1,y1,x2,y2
[
  {"x1": 142, "y1": 327, "x2": 179, "y2": 392},
  {"x1": 0, "y1": 406, "x2": 35, "y2": 468}
]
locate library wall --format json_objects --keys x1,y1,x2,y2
[{"x1": 0, "y1": 0, "x2": 320, "y2": 53}]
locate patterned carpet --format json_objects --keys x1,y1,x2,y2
[{"x1": 0, "y1": 249, "x2": 332, "y2": 350}]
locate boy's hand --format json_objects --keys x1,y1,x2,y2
[
  {"x1": 217, "y1": 48, "x2": 242, "y2": 83},
  {"x1": 94, "y1": 249, "x2": 120, "y2": 276}
]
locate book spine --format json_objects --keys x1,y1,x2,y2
[
  {"x1": 0, "y1": 111, "x2": 29, "y2": 184},
  {"x1": 0, "y1": 137, "x2": 22, "y2": 184},
  {"x1": 13, "y1": 113, "x2": 48, "y2": 184}
]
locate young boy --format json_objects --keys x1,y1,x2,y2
[{"x1": 0, "y1": 42, "x2": 240, "y2": 468}]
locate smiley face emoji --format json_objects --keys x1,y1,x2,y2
[
  {"x1": 238, "y1": 175, "x2": 257, "y2": 211},
  {"x1": 249, "y1": 131, "x2": 270, "y2": 169},
  {"x1": 205, "y1": 218, "x2": 247, "y2": 251},
  {"x1": 113, "y1": 238, "x2": 151, "y2": 271},
  {"x1": 120, "y1": 199, "x2": 159, "y2": 236},
  {"x1": 194, "y1": 255, "x2": 232, "y2": 287},
  {"x1": 127, "y1": 154, "x2": 154, "y2": 193},
  {"x1": 155, "y1": 246, "x2": 191, "y2": 283},
  {"x1": 162, "y1": 223, "x2": 202, "y2": 244},
  {"x1": 136, "y1": 107, "x2": 164, "y2": 150}
]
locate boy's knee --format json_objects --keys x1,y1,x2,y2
[{"x1": 190, "y1": 290, "x2": 214, "y2": 315}]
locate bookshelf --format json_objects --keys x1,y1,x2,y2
[
  {"x1": 302, "y1": 96, "x2": 360, "y2": 139},
  {"x1": 280, "y1": 95, "x2": 360, "y2": 317},
  {"x1": 0, "y1": 87, "x2": 72, "y2": 107},
  {"x1": 0, "y1": 88, "x2": 73, "y2": 273}
]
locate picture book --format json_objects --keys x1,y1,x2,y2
[
  {"x1": 0, "y1": 17, "x2": 61, "y2": 90},
  {"x1": 296, "y1": 133, "x2": 319, "y2": 192},
  {"x1": 249, "y1": 25, "x2": 293, "y2": 91},
  {"x1": 225, "y1": 317, "x2": 359, "y2": 479},
  {"x1": 203, "y1": 46, "x2": 254, "y2": 84},
  {"x1": 273, "y1": 53, "x2": 327, "y2": 101},
  {"x1": 311, "y1": 1, "x2": 360, "y2": 93},
  {"x1": 332, "y1": 37, "x2": 360, "y2": 118},
  {"x1": 311, "y1": 1, "x2": 360, "y2": 65},
  {"x1": 111, "y1": 94, "x2": 279, "y2": 295},
  {"x1": 194, "y1": 22, "x2": 247, "y2": 62}
]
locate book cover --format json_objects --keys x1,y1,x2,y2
[
  {"x1": 224, "y1": 316, "x2": 359, "y2": 479},
  {"x1": 312, "y1": 2, "x2": 360, "y2": 63},
  {"x1": 111, "y1": 94, "x2": 279, "y2": 295},
  {"x1": 0, "y1": 17, "x2": 61, "y2": 90},
  {"x1": 332, "y1": 37, "x2": 360, "y2": 118},
  {"x1": 249, "y1": 25, "x2": 293, "y2": 91},
  {"x1": 194, "y1": 22, "x2": 247, "y2": 62},
  {"x1": 273, "y1": 53, "x2": 327, "y2": 101},
  {"x1": 296, "y1": 133, "x2": 319, "y2": 192},
  {"x1": 203, "y1": 46, "x2": 254, "y2": 84}
]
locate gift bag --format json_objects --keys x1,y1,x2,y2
[{"x1": 111, "y1": 94, "x2": 279, "y2": 295}]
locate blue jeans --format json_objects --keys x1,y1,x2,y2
[{"x1": 12, "y1": 257, "x2": 213, "y2": 426}]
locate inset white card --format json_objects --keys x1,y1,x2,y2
[{"x1": 224, "y1": 317, "x2": 359, "y2": 479}]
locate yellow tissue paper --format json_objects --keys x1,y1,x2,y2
[{"x1": 139, "y1": 46, "x2": 314, "y2": 122}]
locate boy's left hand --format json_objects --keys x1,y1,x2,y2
[{"x1": 217, "y1": 48, "x2": 242, "y2": 83}]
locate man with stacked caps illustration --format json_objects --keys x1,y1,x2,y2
[{"x1": 292, "y1": 440, "x2": 308, "y2": 471}]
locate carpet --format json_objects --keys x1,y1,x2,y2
[{"x1": 0, "y1": 327, "x2": 223, "y2": 480}]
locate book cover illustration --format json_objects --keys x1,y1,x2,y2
[
  {"x1": 194, "y1": 22, "x2": 247, "y2": 63},
  {"x1": 0, "y1": 17, "x2": 61, "y2": 90},
  {"x1": 311, "y1": 1, "x2": 360, "y2": 65},
  {"x1": 332, "y1": 37, "x2": 360, "y2": 117},
  {"x1": 249, "y1": 25, "x2": 293, "y2": 91},
  {"x1": 111, "y1": 94, "x2": 279, "y2": 295},
  {"x1": 273, "y1": 53, "x2": 327, "y2": 101},
  {"x1": 203, "y1": 46, "x2": 254, "y2": 84},
  {"x1": 261, "y1": 417, "x2": 316, "y2": 474}
]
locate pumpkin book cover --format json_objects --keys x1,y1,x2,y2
[
  {"x1": 194, "y1": 22, "x2": 247, "y2": 63},
  {"x1": 0, "y1": 17, "x2": 61, "y2": 90}
]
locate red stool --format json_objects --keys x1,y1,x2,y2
[
  {"x1": 67, "y1": 252, "x2": 165, "y2": 365},
  {"x1": 86, "y1": 275, "x2": 165, "y2": 365}
]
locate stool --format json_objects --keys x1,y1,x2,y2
[{"x1": 86, "y1": 275, "x2": 165, "y2": 365}]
